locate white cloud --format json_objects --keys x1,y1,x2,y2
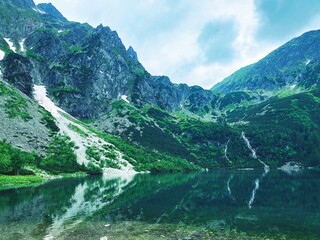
[{"x1": 33, "y1": 0, "x2": 319, "y2": 89}]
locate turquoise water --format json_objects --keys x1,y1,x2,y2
[{"x1": 0, "y1": 169, "x2": 320, "y2": 239}]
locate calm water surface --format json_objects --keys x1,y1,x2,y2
[{"x1": 0, "y1": 169, "x2": 320, "y2": 240}]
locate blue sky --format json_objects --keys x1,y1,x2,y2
[{"x1": 34, "y1": 0, "x2": 320, "y2": 89}]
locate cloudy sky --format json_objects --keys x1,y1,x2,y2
[{"x1": 34, "y1": 0, "x2": 320, "y2": 89}]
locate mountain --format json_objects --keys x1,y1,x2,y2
[
  {"x1": 0, "y1": 0, "x2": 205, "y2": 175},
  {"x1": 212, "y1": 30, "x2": 320, "y2": 95},
  {"x1": 0, "y1": 0, "x2": 320, "y2": 176},
  {"x1": 1, "y1": 0, "x2": 215, "y2": 120}
]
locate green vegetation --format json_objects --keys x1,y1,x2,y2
[
  {"x1": 93, "y1": 133, "x2": 199, "y2": 172},
  {"x1": 69, "y1": 44, "x2": 83, "y2": 54},
  {"x1": 85, "y1": 162, "x2": 103, "y2": 175},
  {"x1": 0, "y1": 38, "x2": 13, "y2": 57},
  {"x1": 86, "y1": 146, "x2": 120, "y2": 169},
  {"x1": 0, "y1": 81, "x2": 31, "y2": 121},
  {"x1": 227, "y1": 89, "x2": 320, "y2": 167},
  {"x1": 40, "y1": 134, "x2": 84, "y2": 174},
  {"x1": 105, "y1": 95, "x2": 320, "y2": 169},
  {"x1": 25, "y1": 49, "x2": 46, "y2": 62},
  {"x1": 70, "y1": 115, "x2": 200, "y2": 172},
  {"x1": 111, "y1": 101, "x2": 195, "y2": 162},
  {"x1": 0, "y1": 140, "x2": 38, "y2": 175},
  {"x1": 40, "y1": 108, "x2": 60, "y2": 133},
  {"x1": 0, "y1": 175, "x2": 43, "y2": 186},
  {"x1": 132, "y1": 68, "x2": 145, "y2": 77},
  {"x1": 147, "y1": 107, "x2": 251, "y2": 168},
  {"x1": 68, "y1": 123, "x2": 88, "y2": 137},
  {"x1": 108, "y1": 102, "x2": 244, "y2": 169},
  {"x1": 4, "y1": 97, "x2": 31, "y2": 121}
]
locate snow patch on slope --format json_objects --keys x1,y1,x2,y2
[
  {"x1": 19, "y1": 39, "x2": 26, "y2": 53},
  {"x1": 32, "y1": 8, "x2": 46, "y2": 14},
  {"x1": 0, "y1": 50, "x2": 4, "y2": 61},
  {"x1": 121, "y1": 95, "x2": 130, "y2": 103},
  {"x1": 4, "y1": 38, "x2": 16, "y2": 53},
  {"x1": 33, "y1": 85, "x2": 136, "y2": 173},
  {"x1": 290, "y1": 84, "x2": 296, "y2": 90}
]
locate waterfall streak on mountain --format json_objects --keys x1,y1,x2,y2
[
  {"x1": 224, "y1": 139, "x2": 232, "y2": 163},
  {"x1": 241, "y1": 132, "x2": 269, "y2": 168}
]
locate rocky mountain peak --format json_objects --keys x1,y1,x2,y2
[
  {"x1": 127, "y1": 46, "x2": 138, "y2": 61},
  {"x1": 37, "y1": 3, "x2": 67, "y2": 21}
]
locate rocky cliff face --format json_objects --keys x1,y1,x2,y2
[
  {"x1": 0, "y1": 0, "x2": 43, "y2": 38},
  {"x1": 0, "y1": 53, "x2": 34, "y2": 97}
]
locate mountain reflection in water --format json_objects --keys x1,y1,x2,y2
[{"x1": 0, "y1": 170, "x2": 319, "y2": 240}]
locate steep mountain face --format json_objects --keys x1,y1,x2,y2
[
  {"x1": 0, "y1": 53, "x2": 34, "y2": 97},
  {"x1": 0, "y1": 0, "x2": 43, "y2": 38},
  {"x1": 0, "y1": 0, "x2": 216, "y2": 121},
  {"x1": 212, "y1": 30, "x2": 320, "y2": 94}
]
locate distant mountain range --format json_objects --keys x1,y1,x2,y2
[
  {"x1": 212, "y1": 30, "x2": 320, "y2": 94},
  {"x1": 0, "y1": 0, "x2": 319, "y2": 176}
]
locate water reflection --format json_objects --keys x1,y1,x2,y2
[
  {"x1": 248, "y1": 168, "x2": 269, "y2": 209},
  {"x1": 226, "y1": 174, "x2": 234, "y2": 201},
  {"x1": 44, "y1": 174, "x2": 135, "y2": 240},
  {"x1": 0, "y1": 170, "x2": 320, "y2": 239}
]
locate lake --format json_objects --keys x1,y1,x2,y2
[{"x1": 0, "y1": 169, "x2": 320, "y2": 240}]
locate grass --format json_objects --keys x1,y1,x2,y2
[
  {"x1": 69, "y1": 44, "x2": 83, "y2": 54},
  {"x1": 40, "y1": 108, "x2": 60, "y2": 133},
  {"x1": 68, "y1": 123, "x2": 89, "y2": 137},
  {"x1": 132, "y1": 68, "x2": 145, "y2": 76},
  {"x1": 0, "y1": 81, "x2": 31, "y2": 121},
  {"x1": 0, "y1": 175, "x2": 44, "y2": 190},
  {"x1": 25, "y1": 49, "x2": 46, "y2": 62},
  {"x1": 4, "y1": 97, "x2": 31, "y2": 121}
]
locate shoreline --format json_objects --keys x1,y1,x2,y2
[
  {"x1": 0, "y1": 175, "x2": 45, "y2": 190},
  {"x1": 0, "y1": 172, "x2": 88, "y2": 191},
  {"x1": 1, "y1": 166, "x2": 319, "y2": 191}
]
